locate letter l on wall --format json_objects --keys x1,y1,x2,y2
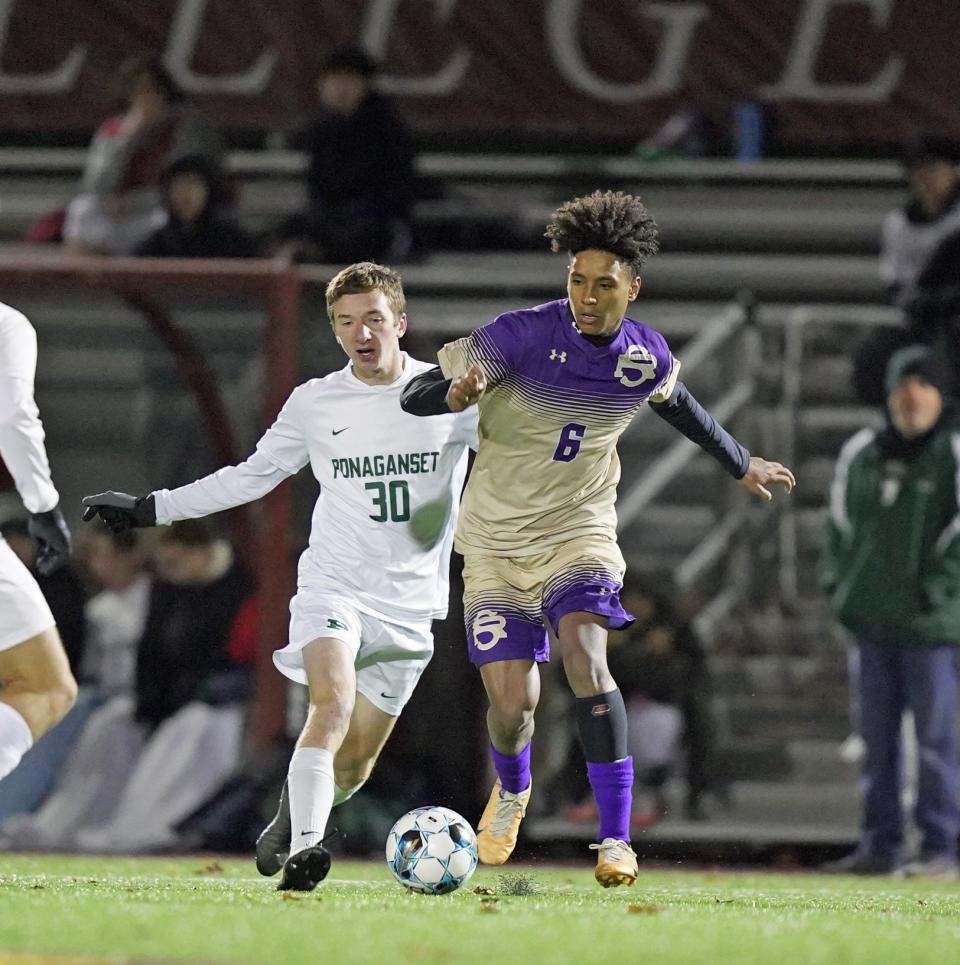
[{"x1": 759, "y1": 0, "x2": 904, "y2": 103}]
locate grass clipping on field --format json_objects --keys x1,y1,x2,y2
[{"x1": 496, "y1": 872, "x2": 540, "y2": 896}]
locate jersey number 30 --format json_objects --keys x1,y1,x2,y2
[
  {"x1": 366, "y1": 480, "x2": 411, "y2": 522},
  {"x1": 553, "y1": 422, "x2": 587, "y2": 462}
]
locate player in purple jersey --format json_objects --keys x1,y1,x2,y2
[{"x1": 401, "y1": 191, "x2": 795, "y2": 886}]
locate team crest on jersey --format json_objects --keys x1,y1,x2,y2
[
  {"x1": 615, "y1": 344, "x2": 657, "y2": 387},
  {"x1": 472, "y1": 609, "x2": 507, "y2": 651}
]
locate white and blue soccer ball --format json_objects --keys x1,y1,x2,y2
[{"x1": 385, "y1": 805, "x2": 478, "y2": 895}]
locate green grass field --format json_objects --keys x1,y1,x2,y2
[{"x1": 1, "y1": 854, "x2": 959, "y2": 964}]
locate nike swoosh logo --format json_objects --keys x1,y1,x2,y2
[
  {"x1": 380, "y1": 691, "x2": 396, "y2": 699},
  {"x1": 332, "y1": 427, "x2": 350, "y2": 435}
]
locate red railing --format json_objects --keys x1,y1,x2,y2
[{"x1": 0, "y1": 250, "x2": 303, "y2": 750}]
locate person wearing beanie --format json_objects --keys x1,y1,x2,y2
[{"x1": 821, "y1": 345, "x2": 960, "y2": 880}]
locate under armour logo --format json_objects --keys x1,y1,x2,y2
[
  {"x1": 615, "y1": 343, "x2": 657, "y2": 387},
  {"x1": 472, "y1": 609, "x2": 507, "y2": 651},
  {"x1": 549, "y1": 349, "x2": 567, "y2": 363}
]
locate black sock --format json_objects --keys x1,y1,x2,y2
[{"x1": 574, "y1": 689, "x2": 628, "y2": 763}]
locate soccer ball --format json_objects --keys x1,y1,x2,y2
[{"x1": 385, "y1": 805, "x2": 478, "y2": 895}]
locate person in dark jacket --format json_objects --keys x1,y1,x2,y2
[
  {"x1": 822, "y1": 345, "x2": 960, "y2": 880},
  {"x1": 135, "y1": 519, "x2": 251, "y2": 729},
  {"x1": 879, "y1": 136, "x2": 960, "y2": 396},
  {"x1": 609, "y1": 582, "x2": 720, "y2": 821},
  {"x1": 137, "y1": 155, "x2": 256, "y2": 259},
  {"x1": 294, "y1": 47, "x2": 416, "y2": 263},
  {"x1": 880, "y1": 136, "x2": 960, "y2": 312}
]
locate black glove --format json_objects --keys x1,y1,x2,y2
[
  {"x1": 81, "y1": 491, "x2": 156, "y2": 533},
  {"x1": 28, "y1": 505, "x2": 72, "y2": 576}
]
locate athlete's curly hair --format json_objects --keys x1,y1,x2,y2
[{"x1": 544, "y1": 190, "x2": 660, "y2": 274}]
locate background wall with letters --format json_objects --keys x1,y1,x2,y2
[{"x1": 0, "y1": 0, "x2": 953, "y2": 151}]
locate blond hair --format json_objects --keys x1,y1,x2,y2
[{"x1": 325, "y1": 262, "x2": 406, "y2": 326}]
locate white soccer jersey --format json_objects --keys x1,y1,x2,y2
[
  {"x1": 153, "y1": 355, "x2": 478, "y2": 624},
  {"x1": 0, "y1": 302, "x2": 59, "y2": 514}
]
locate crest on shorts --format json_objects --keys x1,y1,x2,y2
[
  {"x1": 472, "y1": 610, "x2": 507, "y2": 651},
  {"x1": 615, "y1": 344, "x2": 657, "y2": 387}
]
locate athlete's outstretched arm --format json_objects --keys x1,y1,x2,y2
[
  {"x1": 401, "y1": 364, "x2": 487, "y2": 415},
  {"x1": 649, "y1": 381, "x2": 794, "y2": 500},
  {"x1": 84, "y1": 385, "x2": 312, "y2": 531},
  {"x1": 82, "y1": 450, "x2": 293, "y2": 532}
]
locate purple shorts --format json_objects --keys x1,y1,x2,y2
[{"x1": 462, "y1": 545, "x2": 633, "y2": 667}]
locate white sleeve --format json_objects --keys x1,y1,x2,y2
[
  {"x1": 153, "y1": 450, "x2": 292, "y2": 523},
  {"x1": 455, "y1": 407, "x2": 480, "y2": 452},
  {"x1": 0, "y1": 311, "x2": 59, "y2": 514},
  {"x1": 152, "y1": 385, "x2": 310, "y2": 523}
]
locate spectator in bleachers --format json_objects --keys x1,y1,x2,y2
[
  {"x1": 136, "y1": 155, "x2": 256, "y2": 259},
  {"x1": 61, "y1": 56, "x2": 223, "y2": 256},
  {"x1": 879, "y1": 136, "x2": 960, "y2": 390},
  {"x1": 880, "y1": 136, "x2": 960, "y2": 309},
  {"x1": 822, "y1": 346, "x2": 960, "y2": 880},
  {"x1": 612, "y1": 582, "x2": 721, "y2": 822},
  {"x1": 0, "y1": 521, "x2": 252, "y2": 852},
  {"x1": 79, "y1": 527, "x2": 152, "y2": 698},
  {"x1": 71, "y1": 519, "x2": 253, "y2": 852},
  {"x1": 281, "y1": 46, "x2": 416, "y2": 263},
  {"x1": 0, "y1": 526, "x2": 150, "y2": 839}
]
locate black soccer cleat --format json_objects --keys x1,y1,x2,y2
[
  {"x1": 255, "y1": 780, "x2": 291, "y2": 877},
  {"x1": 276, "y1": 843, "x2": 332, "y2": 892}
]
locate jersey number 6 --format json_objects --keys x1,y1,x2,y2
[{"x1": 553, "y1": 422, "x2": 587, "y2": 462}]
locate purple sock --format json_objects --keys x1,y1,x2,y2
[
  {"x1": 490, "y1": 742, "x2": 531, "y2": 794},
  {"x1": 587, "y1": 758, "x2": 634, "y2": 842}
]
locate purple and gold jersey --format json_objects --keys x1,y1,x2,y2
[{"x1": 438, "y1": 298, "x2": 679, "y2": 556}]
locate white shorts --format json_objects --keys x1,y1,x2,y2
[
  {"x1": 275, "y1": 588, "x2": 434, "y2": 717},
  {"x1": 0, "y1": 537, "x2": 55, "y2": 653}
]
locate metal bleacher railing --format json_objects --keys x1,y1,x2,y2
[
  {"x1": 616, "y1": 296, "x2": 759, "y2": 599},
  {"x1": 775, "y1": 303, "x2": 902, "y2": 609}
]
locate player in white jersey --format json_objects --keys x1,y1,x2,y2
[
  {"x1": 0, "y1": 303, "x2": 77, "y2": 782},
  {"x1": 82, "y1": 263, "x2": 477, "y2": 890}
]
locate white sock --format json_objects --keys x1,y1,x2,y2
[
  {"x1": 0, "y1": 701, "x2": 33, "y2": 780},
  {"x1": 287, "y1": 746, "x2": 335, "y2": 856}
]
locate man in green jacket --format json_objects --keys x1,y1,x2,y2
[{"x1": 823, "y1": 345, "x2": 960, "y2": 880}]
